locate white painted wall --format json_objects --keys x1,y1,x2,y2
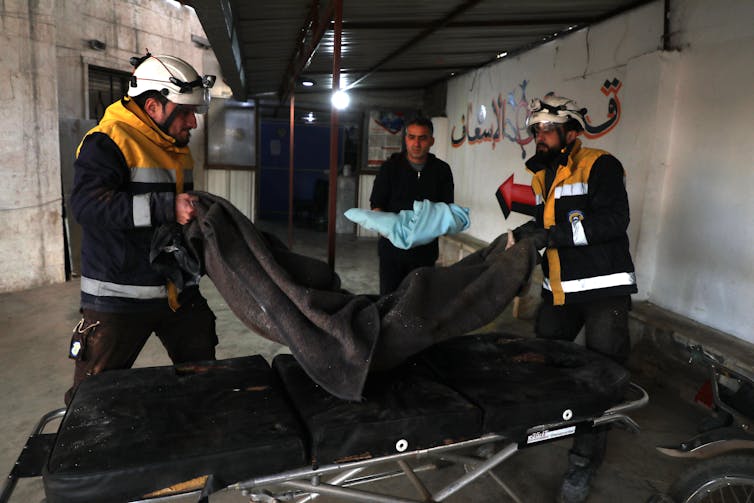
[
  {"x1": 446, "y1": 1, "x2": 664, "y2": 244},
  {"x1": 646, "y1": 0, "x2": 754, "y2": 339},
  {"x1": 444, "y1": 0, "x2": 754, "y2": 343}
]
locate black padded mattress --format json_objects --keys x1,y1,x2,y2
[
  {"x1": 273, "y1": 353, "x2": 482, "y2": 465},
  {"x1": 42, "y1": 334, "x2": 630, "y2": 502},
  {"x1": 43, "y1": 355, "x2": 307, "y2": 503},
  {"x1": 416, "y1": 334, "x2": 631, "y2": 434}
]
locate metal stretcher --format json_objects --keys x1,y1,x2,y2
[{"x1": 1, "y1": 333, "x2": 648, "y2": 503}]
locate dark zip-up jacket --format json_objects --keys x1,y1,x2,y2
[
  {"x1": 71, "y1": 97, "x2": 198, "y2": 312},
  {"x1": 526, "y1": 139, "x2": 637, "y2": 305},
  {"x1": 370, "y1": 152, "x2": 454, "y2": 261}
]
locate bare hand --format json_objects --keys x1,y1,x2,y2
[
  {"x1": 175, "y1": 193, "x2": 198, "y2": 225},
  {"x1": 505, "y1": 229, "x2": 516, "y2": 250}
]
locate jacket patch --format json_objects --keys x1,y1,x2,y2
[{"x1": 568, "y1": 210, "x2": 584, "y2": 223}]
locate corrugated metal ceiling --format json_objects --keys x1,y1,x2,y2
[{"x1": 189, "y1": 0, "x2": 653, "y2": 117}]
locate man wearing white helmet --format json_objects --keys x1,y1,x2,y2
[
  {"x1": 511, "y1": 94, "x2": 637, "y2": 502},
  {"x1": 66, "y1": 53, "x2": 217, "y2": 405}
]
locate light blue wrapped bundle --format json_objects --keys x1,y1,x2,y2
[{"x1": 344, "y1": 199, "x2": 471, "y2": 250}]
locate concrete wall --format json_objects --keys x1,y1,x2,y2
[
  {"x1": 0, "y1": 1, "x2": 65, "y2": 291},
  {"x1": 0, "y1": 0, "x2": 211, "y2": 292},
  {"x1": 444, "y1": 0, "x2": 754, "y2": 344}
]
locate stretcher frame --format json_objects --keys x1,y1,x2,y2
[{"x1": 1, "y1": 383, "x2": 647, "y2": 503}]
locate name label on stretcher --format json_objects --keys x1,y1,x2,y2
[{"x1": 526, "y1": 426, "x2": 576, "y2": 444}]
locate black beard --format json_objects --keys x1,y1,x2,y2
[
  {"x1": 533, "y1": 143, "x2": 560, "y2": 164},
  {"x1": 173, "y1": 134, "x2": 190, "y2": 147}
]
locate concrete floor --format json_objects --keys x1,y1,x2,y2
[{"x1": 0, "y1": 222, "x2": 712, "y2": 502}]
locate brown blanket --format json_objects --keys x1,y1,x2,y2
[{"x1": 182, "y1": 191, "x2": 538, "y2": 400}]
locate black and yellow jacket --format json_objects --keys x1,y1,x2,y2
[
  {"x1": 71, "y1": 97, "x2": 197, "y2": 312},
  {"x1": 526, "y1": 139, "x2": 637, "y2": 306}
]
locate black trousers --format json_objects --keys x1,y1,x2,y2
[
  {"x1": 65, "y1": 296, "x2": 218, "y2": 405},
  {"x1": 535, "y1": 295, "x2": 632, "y2": 473},
  {"x1": 535, "y1": 295, "x2": 631, "y2": 363},
  {"x1": 378, "y1": 237, "x2": 438, "y2": 295}
]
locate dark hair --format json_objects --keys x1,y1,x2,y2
[
  {"x1": 404, "y1": 115, "x2": 433, "y2": 135},
  {"x1": 131, "y1": 90, "x2": 168, "y2": 110},
  {"x1": 563, "y1": 118, "x2": 584, "y2": 133}
]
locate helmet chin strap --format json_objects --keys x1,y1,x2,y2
[
  {"x1": 154, "y1": 102, "x2": 181, "y2": 138},
  {"x1": 557, "y1": 127, "x2": 567, "y2": 149},
  {"x1": 152, "y1": 101, "x2": 183, "y2": 146}
]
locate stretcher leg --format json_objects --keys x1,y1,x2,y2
[
  {"x1": 397, "y1": 459, "x2": 432, "y2": 502},
  {"x1": 294, "y1": 467, "x2": 365, "y2": 502},
  {"x1": 283, "y1": 479, "x2": 418, "y2": 503},
  {"x1": 0, "y1": 407, "x2": 65, "y2": 503},
  {"x1": 439, "y1": 452, "x2": 524, "y2": 503},
  {"x1": 433, "y1": 442, "x2": 519, "y2": 501}
]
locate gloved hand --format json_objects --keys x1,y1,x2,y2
[
  {"x1": 527, "y1": 227, "x2": 549, "y2": 250},
  {"x1": 511, "y1": 221, "x2": 538, "y2": 242},
  {"x1": 512, "y1": 221, "x2": 549, "y2": 249}
]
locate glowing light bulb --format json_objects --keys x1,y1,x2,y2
[{"x1": 332, "y1": 90, "x2": 350, "y2": 110}]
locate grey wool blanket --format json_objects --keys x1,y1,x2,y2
[{"x1": 179, "y1": 191, "x2": 539, "y2": 401}]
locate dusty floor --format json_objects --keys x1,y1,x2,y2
[{"x1": 0, "y1": 222, "x2": 712, "y2": 502}]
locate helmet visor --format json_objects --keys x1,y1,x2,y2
[
  {"x1": 529, "y1": 122, "x2": 563, "y2": 136},
  {"x1": 170, "y1": 86, "x2": 211, "y2": 113}
]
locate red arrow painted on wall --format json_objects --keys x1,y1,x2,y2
[{"x1": 495, "y1": 174, "x2": 536, "y2": 218}]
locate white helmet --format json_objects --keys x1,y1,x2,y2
[
  {"x1": 526, "y1": 94, "x2": 587, "y2": 134},
  {"x1": 128, "y1": 53, "x2": 215, "y2": 113}
]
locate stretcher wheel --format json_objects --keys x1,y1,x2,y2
[{"x1": 667, "y1": 454, "x2": 754, "y2": 502}]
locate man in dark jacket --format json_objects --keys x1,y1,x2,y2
[
  {"x1": 512, "y1": 94, "x2": 637, "y2": 503},
  {"x1": 65, "y1": 53, "x2": 218, "y2": 405},
  {"x1": 369, "y1": 116, "x2": 455, "y2": 294}
]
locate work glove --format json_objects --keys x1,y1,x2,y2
[{"x1": 512, "y1": 221, "x2": 549, "y2": 250}]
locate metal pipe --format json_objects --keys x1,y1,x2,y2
[
  {"x1": 232, "y1": 434, "x2": 504, "y2": 490},
  {"x1": 283, "y1": 480, "x2": 417, "y2": 503},
  {"x1": 397, "y1": 460, "x2": 432, "y2": 502},
  {"x1": 295, "y1": 467, "x2": 365, "y2": 502},
  {"x1": 433, "y1": 442, "x2": 519, "y2": 501},
  {"x1": 0, "y1": 408, "x2": 66, "y2": 503},
  {"x1": 327, "y1": 0, "x2": 342, "y2": 268},
  {"x1": 340, "y1": 463, "x2": 440, "y2": 488},
  {"x1": 439, "y1": 454, "x2": 523, "y2": 503},
  {"x1": 601, "y1": 383, "x2": 649, "y2": 415},
  {"x1": 487, "y1": 471, "x2": 525, "y2": 503}
]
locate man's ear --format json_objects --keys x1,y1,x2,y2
[
  {"x1": 565, "y1": 129, "x2": 579, "y2": 143},
  {"x1": 428, "y1": 136, "x2": 435, "y2": 147},
  {"x1": 143, "y1": 97, "x2": 163, "y2": 118}
]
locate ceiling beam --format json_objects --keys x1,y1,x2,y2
[
  {"x1": 189, "y1": 0, "x2": 247, "y2": 100},
  {"x1": 303, "y1": 63, "x2": 479, "y2": 76},
  {"x1": 278, "y1": 1, "x2": 335, "y2": 105},
  {"x1": 345, "y1": 0, "x2": 484, "y2": 90},
  {"x1": 339, "y1": 17, "x2": 589, "y2": 30}
]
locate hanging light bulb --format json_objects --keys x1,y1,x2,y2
[{"x1": 332, "y1": 90, "x2": 350, "y2": 110}]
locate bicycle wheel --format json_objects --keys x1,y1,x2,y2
[{"x1": 668, "y1": 454, "x2": 754, "y2": 503}]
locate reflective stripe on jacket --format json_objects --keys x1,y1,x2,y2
[
  {"x1": 71, "y1": 97, "x2": 196, "y2": 311},
  {"x1": 527, "y1": 139, "x2": 637, "y2": 305}
]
